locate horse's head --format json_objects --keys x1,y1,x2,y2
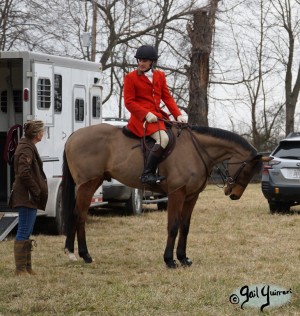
[{"x1": 223, "y1": 154, "x2": 272, "y2": 200}]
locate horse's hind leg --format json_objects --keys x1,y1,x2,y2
[
  {"x1": 65, "y1": 222, "x2": 77, "y2": 261},
  {"x1": 76, "y1": 179, "x2": 102, "y2": 263},
  {"x1": 163, "y1": 187, "x2": 186, "y2": 268},
  {"x1": 176, "y1": 194, "x2": 198, "y2": 267}
]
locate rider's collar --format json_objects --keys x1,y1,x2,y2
[{"x1": 137, "y1": 68, "x2": 155, "y2": 76}]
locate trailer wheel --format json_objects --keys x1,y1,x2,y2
[
  {"x1": 55, "y1": 185, "x2": 64, "y2": 234},
  {"x1": 125, "y1": 188, "x2": 143, "y2": 215}
]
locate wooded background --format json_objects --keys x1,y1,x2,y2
[{"x1": 1, "y1": 0, "x2": 299, "y2": 151}]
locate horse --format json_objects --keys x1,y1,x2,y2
[{"x1": 62, "y1": 122, "x2": 270, "y2": 268}]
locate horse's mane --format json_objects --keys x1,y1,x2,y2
[{"x1": 190, "y1": 125, "x2": 257, "y2": 154}]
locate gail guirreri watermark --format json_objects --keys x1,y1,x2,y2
[{"x1": 229, "y1": 284, "x2": 292, "y2": 312}]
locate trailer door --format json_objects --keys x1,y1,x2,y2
[{"x1": 32, "y1": 62, "x2": 54, "y2": 125}]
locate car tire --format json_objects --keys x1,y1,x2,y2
[
  {"x1": 125, "y1": 188, "x2": 143, "y2": 215},
  {"x1": 269, "y1": 201, "x2": 290, "y2": 213},
  {"x1": 55, "y1": 185, "x2": 64, "y2": 234},
  {"x1": 157, "y1": 201, "x2": 168, "y2": 211}
]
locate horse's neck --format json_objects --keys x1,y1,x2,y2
[{"x1": 193, "y1": 133, "x2": 248, "y2": 164}]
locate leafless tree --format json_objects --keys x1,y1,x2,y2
[
  {"x1": 186, "y1": 1, "x2": 219, "y2": 126},
  {"x1": 13, "y1": 0, "x2": 202, "y2": 116},
  {"x1": 4, "y1": 0, "x2": 298, "y2": 143},
  {"x1": 226, "y1": 0, "x2": 284, "y2": 150},
  {"x1": 269, "y1": 0, "x2": 300, "y2": 135},
  {"x1": 88, "y1": 0, "x2": 199, "y2": 115},
  {"x1": 0, "y1": 0, "x2": 32, "y2": 50},
  {"x1": 209, "y1": 0, "x2": 299, "y2": 149}
]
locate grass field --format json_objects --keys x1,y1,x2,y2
[{"x1": 0, "y1": 183, "x2": 299, "y2": 316}]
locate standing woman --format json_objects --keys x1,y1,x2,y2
[{"x1": 9, "y1": 120, "x2": 48, "y2": 275}]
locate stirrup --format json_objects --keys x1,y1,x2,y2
[{"x1": 140, "y1": 173, "x2": 166, "y2": 185}]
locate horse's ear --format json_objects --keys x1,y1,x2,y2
[{"x1": 252, "y1": 154, "x2": 273, "y2": 162}]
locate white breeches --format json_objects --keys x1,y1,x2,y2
[{"x1": 150, "y1": 130, "x2": 169, "y2": 149}]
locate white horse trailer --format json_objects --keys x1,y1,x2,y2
[{"x1": 0, "y1": 51, "x2": 106, "y2": 238}]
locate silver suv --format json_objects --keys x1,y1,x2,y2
[
  {"x1": 261, "y1": 132, "x2": 300, "y2": 212},
  {"x1": 102, "y1": 117, "x2": 168, "y2": 214}
]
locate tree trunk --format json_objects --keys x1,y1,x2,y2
[
  {"x1": 285, "y1": 63, "x2": 300, "y2": 136},
  {"x1": 91, "y1": 0, "x2": 97, "y2": 62},
  {"x1": 187, "y1": 2, "x2": 218, "y2": 126}
]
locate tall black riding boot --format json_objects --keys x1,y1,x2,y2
[{"x1": 141, "y1": 144, "x2": 166, "y2": 185}]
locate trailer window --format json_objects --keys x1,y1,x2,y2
[
  {"x1": 75, "y1": 98, "x2": 84, "y2": 121},
  {"x1": 54, "y1": 74, "x2": 62, "y2": 113},
  {"x1": 37, "y1": 78, "x2": 51, "y2": 109},
  {"x1": 92, "y1": 96, "x2": 101, "y2": 118},
  {"x1": 1, "y1": 90, "x2": 22, "y2": 113},
  {"x1": 0, "y1": 91, "x2": 7, "y2": 112}
]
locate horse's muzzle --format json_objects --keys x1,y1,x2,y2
[
  {"x1": 224, "y1": 185, "x2": 242, "y2": 200},
  {"x1": 229, "y1": 194, "x2": 240, "y2": 200}
]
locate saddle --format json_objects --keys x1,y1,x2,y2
[{"x1": 122, "y1": 124, "x2": 176, "y2": 164}]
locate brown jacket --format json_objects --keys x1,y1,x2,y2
[{"x1": 9, "y1": 138, "x2": 48, "y2": 210}]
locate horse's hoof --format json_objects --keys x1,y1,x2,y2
[
  {"x1": 64, "y1": 248, "x2": 78, "y2": 261},
  {"x1": 80, "y1": 253, "x2": 93, "y2": 263},
  {"x1": 165, "y1": 260, "x2": 178, "y2": 269},
  {"x1": 179, "y1": 257, "x2": 193, "y2": 267}
]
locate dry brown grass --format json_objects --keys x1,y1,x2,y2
[{"x1": 0, "y1": 184, "x2": 300, "y2": 315}]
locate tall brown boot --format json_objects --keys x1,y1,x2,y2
[
  {"x1": 14, "y1": 240, "x2": 28, "y2": 276},
  {"x1": 26, "y1": 239, "x2": 37, "y2": 275}
]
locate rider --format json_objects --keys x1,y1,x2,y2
[{"x1": 124, "y1": 44, "x2": 187, "y2": 185}]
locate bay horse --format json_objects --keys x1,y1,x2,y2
[{"x1": 62, "y1": 122, "x2": 270, "y2": 268}]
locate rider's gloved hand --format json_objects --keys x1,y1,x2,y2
[
  {"x1": 145, "y1": 112, "x2": 158, "y2": 123},
  {"x1": 177, "y1": 115, "x2": 187, "y2": 123}
]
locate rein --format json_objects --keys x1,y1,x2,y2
[{"x1": 159, "y1": 120, "x2": 251, "y2": 188}]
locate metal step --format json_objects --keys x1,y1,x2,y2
[{"x1": 0, "y1": 213, "x2": 18, "y2": 241}]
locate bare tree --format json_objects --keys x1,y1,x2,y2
[
  {"x1": 187, "y1": 1, "x2": 219, "y2": 126},
  {"x1": 209, "y1": 0, "x2": 299, "y2": 149},
  {"x1": 270, "y1": 0, "x2": 300, "y2": 135},
  {"x1": 225, "y1": 0, "x2": 284, "y2": 150},
  {"x1": 0, "y1": 0, "x2": 32, "y2": 50},
  {"x1": 91, "y1": 0, "x2": 199, "y2": 111}
]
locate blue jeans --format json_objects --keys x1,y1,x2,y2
[{"x1": 16, "y1": 207, "x2": 37, "y2": 241}]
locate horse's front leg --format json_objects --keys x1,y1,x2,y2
[
  {"x1": 176, "y1": 194, "x2": 199, "y2": 267},
  {"x1": 163, "y1": 187, "x2": 186, "y2": 268},
  {"x1": 77, "y1": 218, "x2": 92, "y2": 263}
]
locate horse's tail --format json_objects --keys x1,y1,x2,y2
[{"x1": 62, "y1": 149, "x2": 76, "y2": 236}]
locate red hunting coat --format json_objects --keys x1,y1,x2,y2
[{"x1": 124, "y1": 69, "x2": 182, "y2": 137}]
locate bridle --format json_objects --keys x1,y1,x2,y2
[{"x1": 217, "y1": 161, "x2": 249, "y2": 188}]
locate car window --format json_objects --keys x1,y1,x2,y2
[{"x1": 272, "y1": 141, "x2": 300, "y2": 159}]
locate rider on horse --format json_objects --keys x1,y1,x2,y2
[{"x1": 124, "y1": 45, "x2": 187, "y2": 185}]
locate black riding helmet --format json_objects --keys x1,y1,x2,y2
[{"x1": 134, "y1": 45, "x2": 158, "y2": 61}]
